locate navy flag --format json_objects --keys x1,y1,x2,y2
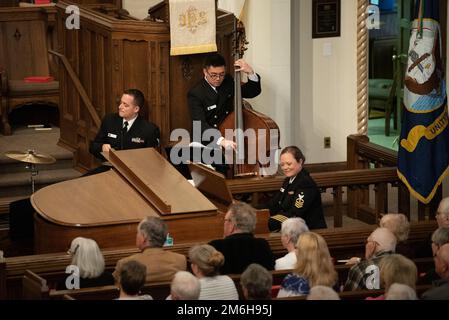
[{"x1": 398, "y1": 0, "x2": 449, "y2": 204}]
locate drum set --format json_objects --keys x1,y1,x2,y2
[{"x1": 5, "y1": 150, "x2": 56, "y2": 193}]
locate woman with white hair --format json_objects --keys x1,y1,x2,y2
[
  {"x1": 380, "y1": 213, "x2": 414, "y2": 258},
  {"x1": 275, "y1": 218, "x2": 309, "y2": 270},
  {"x1": 59, "y1": 237, "x2": 114, "y2": 289}
]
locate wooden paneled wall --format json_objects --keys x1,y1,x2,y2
[{"x1": 55, "y1": 1, "x2": 235, "y2": 171}]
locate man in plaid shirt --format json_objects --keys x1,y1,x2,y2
[{"x1": 344, "y1": 228, "x2": 397, "y2": 291}]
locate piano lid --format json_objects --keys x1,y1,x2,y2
[{"x1": 31, "y1": 148, "x2": 218, "y2": 227}]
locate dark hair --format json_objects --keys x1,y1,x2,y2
[
  {"x1": 119, "y1": 260, "x2": 147, "y2": 295},
  {"x1": 204, "y1": 53, "x2": 226, "y2": 69},
  {"x1": 123, "y1": 88, "x2": 145, "y2": 109},
  {"x1": 281, "y1": 146, "x2": 305, "y2": 164}
]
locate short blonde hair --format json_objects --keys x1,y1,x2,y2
[
  {"x1": 189, "y1": 244, "x2": 224, "y2": 277},
  {"x1": 379, "y1": 254, "x2": 417, "y2": 291},
  {"x1": 380, "y1": 214, "x2": 410, "y2": 242},
  {"x1": 69, "y1": 237, "x2": 105, "y2": 279},
  {"x1": 295, "y1": 232, "x2": 337, "y2": 287}
]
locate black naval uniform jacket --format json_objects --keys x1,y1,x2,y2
[
  {"x1": 187, "y1": 74, "x2": 261, "y2": 145},
  {"x1": 269, "y1": 169, "x2": 327, "y2": 229},
  {"x1": 89, "y1": 113, "x2": 160, "y2": 161}
]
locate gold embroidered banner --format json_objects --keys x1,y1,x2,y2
[{"x1": 169, "y1": 0, "x2": 217, "y2": 56}]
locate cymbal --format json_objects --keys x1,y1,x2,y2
[{"x1": 5, "y1": 150, "x2": 56, "y2": 164}]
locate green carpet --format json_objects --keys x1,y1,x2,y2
[{"x1": 368, "y1": 118, "x2": 399, "y2": 151}]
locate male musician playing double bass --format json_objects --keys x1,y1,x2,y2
[{"x1": 187, "y1": 53, "x2": 261, "y2": 173}]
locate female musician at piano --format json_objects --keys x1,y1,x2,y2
[
  {"x1": 187, "y1": 53, "x2": 261, "y2": 151},
  {"x1": 268, "y1": 146, "x2": 327, "y2": 232}
]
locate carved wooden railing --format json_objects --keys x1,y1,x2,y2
[
  {"x1": 227, "y1": 167, "x2": 400, "y2": 227},
  {"x1": 347, "y1": 134, "x2": 442, "y2": 222},
  {"x1": 228, "y1": 134, "x2": 441, "y2": 227}
]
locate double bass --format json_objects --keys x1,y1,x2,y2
[{"x1": 219, "y1": 20, "x2": 280, "y2": 179}]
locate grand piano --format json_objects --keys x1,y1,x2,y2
[{"x1": 31, "y1": 148, "x2": 270, "y2": 253}]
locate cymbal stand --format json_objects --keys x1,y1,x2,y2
[{"x1": 25, "y1": 163, "x2": 38, "y2": 194}]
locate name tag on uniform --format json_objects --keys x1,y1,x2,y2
[
  {"x1": 108, "y1": 133, "x2": 117, "y2": 139},
  {"x1": 288, "y1": 191, "x2": 294, "y2": 195},
  {"x1": 132, "y1": 137, "x2": 145, "y2": 144},
  {"x1": 207, "y1": 105, "x2": 217, "y2": 111}
]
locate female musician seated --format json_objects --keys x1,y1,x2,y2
[{"x1": 268, "y1": 146, "x2": 327, "y2": 232}]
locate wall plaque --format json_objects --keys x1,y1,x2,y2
[{"x1": 313, "y1": 0, "x2": 341, "y2": 38}]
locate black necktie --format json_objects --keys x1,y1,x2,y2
[{"x1": 120, "y1": 121, "x2": 128, "y2": 150}]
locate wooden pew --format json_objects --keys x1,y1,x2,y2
[
  {"x1": 275, "y1": 284, "x2": 433, "y2": 300},
  {"x1": 4, "y1": 221, "x2": 437, "y2": 299},
  {"x1": 50, "y1": 285, "x2": 120, "y2": 300},
  {"x1": 0, "y1": 256, "x2": 6, "y2": 299},
  {"x1": 22, "y1": 270, "x2": 49, "y2": 300},
  {"x1": 21, "y1": 257, "x2": 436, "y2": 300}
]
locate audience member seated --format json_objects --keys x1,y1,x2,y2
[
  {"x1": 380, "y1": 213, "x2": 414, "y2": 258},
  {"x1": 344, "y1": 227, "x2": 396, "y2": 291},
  {"x1": 169, "y1": 271, "x2": 201, "y2": 300},
  {"x1": 306, "y1": 285, "x2": 340, "y2": 300},
  {"x1": 422, "y1": 243, "x2": 449, "y2": 300},
  {"x1": 113, "y1": 217, "x2": 186, "y2": 283},
  {"x1": 419, "y1": 227, "x2": 449, "y2": 284},
  {"x1": 277, "y1": 232, "x2": 337, "y2": 298},
  {"x1": 58, "y1": 237, "x2": 114, "y2": 289},
  {"x1": 189, "y1": 244, "x2": 238, "y2": 300},
  {"x1": 416, "y1": 198, "x2": 449, "y2": 258},
  {"x1": 436, "y1": 198, "x2": 449, "y2": 229},
  {"x1": 209, "y1": 202, "x2": 275, "y2": 274},
  {"x1": 240, "y1": 263, "x2": 273, "y2": 300},
  {"x1": 431, "y1": 228, "x2": 449, "y2": 254},
  {"x1": 116, "y1": 260, "x2": 153, "y2": 300},
  {"x1": 275, "y1": 218, "x2": 309, "y2": 270},
  {"x1": 385, "y1": 283, "x2": 418, "y2": 300},
  {"x1": 367, "y1": 254, "x2": 417, "y2": 300}
]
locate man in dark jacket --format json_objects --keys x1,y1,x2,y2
[
  {"x1": 89, "y1": 89, "x2": 160, "y2": 174},
  {"x1": 184, "y1": 53, "x2": 261, "y2": 174},
  {"x1": 209, "y1": 202, "x2": 275, "y2": 274},
  {"x1": 188, "y1": 53, "x2": 261, "y2": 148}
]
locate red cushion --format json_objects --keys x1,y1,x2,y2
[
  {"x1": 24, "y1": 76, "x2": 54, "y2": 83},
  {"x1": 271, "y1": 285, "x2": 281, "y2": 298}
]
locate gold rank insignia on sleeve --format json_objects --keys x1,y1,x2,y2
[{"x1": 295, "y1": 193, "x2": 305, "y2": 209}]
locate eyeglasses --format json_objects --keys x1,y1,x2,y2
[
  {"x1": 365, "y1": 240, "x2": 379, "y2": 246},
  {"x1": 206, "y1": 71, "x2": 226, "y2": 80}
]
